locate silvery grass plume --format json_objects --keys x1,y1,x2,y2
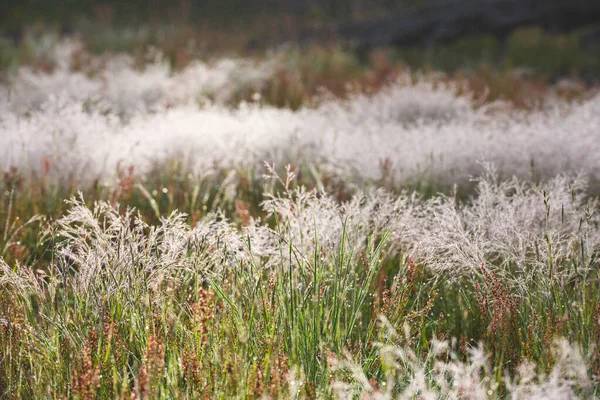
[
  {"x1": 262, "y1": 165, "x2": 599, "y2": 291},
  {"x1": 0, "y1": 38, "x2": 275, "y2": 116},
  {"x1": 407, "y1": 166, "x2": 600, "y2": 291},
  {"x1": 0, "y1": 195, "x2": 249, "y2": 302},
  {"x1": 316, "y1": 74, "x2": 474, "y2": 127},
  {"x1": 331, "y1": 318, "x2": 592, "y2": 400},
  {"x1": 1, "y1": 57, "x2": 599, "y2": 189},
  {"x1": 0, "y1": 163, "x2": 596, "y2": 297}
]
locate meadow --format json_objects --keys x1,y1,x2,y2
[{"x1": 0, "y1": 36, "x2": 599, "y2": 399}]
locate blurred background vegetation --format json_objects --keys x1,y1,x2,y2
[
  {"x1": 1, "y1": 0, "x2": 599, "y2": 84},
  {"x1": 3, "y1": 0, "x2": 429, "y2": 27}
]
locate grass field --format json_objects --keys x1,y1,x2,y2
[{"x1": 0, "y1": 36, "x2": 599, "y2": 399}]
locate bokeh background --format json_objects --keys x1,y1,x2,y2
[{"x1": 1, "y1": 0, "x2": 600, "y2": 82}]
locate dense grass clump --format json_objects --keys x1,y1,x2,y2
[
  {"x1": 1, "y1": 168, "x2": 599, "y2": 398},
  {"x1": 1, "y1": 39, "x2": 599, "y2": 399}
]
